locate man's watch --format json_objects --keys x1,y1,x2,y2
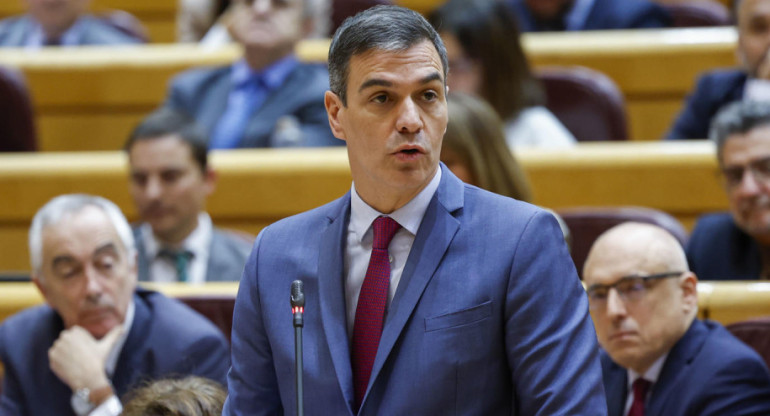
[{"x1": 71, "y1": 387, "x2": 95, "y2": 415}]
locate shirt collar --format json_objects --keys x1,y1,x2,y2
[
  {"x1": 26, "y1": 15, "x2": 86, "y2": 48},
  {"x1": 626, "y1": 351, "x2": 669, "y2": 388},
  {"x1": 349, "y1": 167, "x2": 442, "y2": 242},
  {"x1": 104, "y1": 299, "x2": 135, "y2": 376},
  {"x1": 564, "y1": 0, "x2": 595, "y2": 30},
  {"x1": 141, "y1": 212, "x2": 213, "y2": 259},
  {"x1": 231, "y1": 55, "x2": 299, "y2": 90}
]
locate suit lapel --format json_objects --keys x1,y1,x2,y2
[
  {"x1": 317, "y1": 193, "x2": 356, "y2": 411},
  {"x1": 646, "y1": 320, "x2": 706, "y2": 416},
  {"x1": 367, "y1": 165, "x2": 462, "y2": 401},
  {"x1": 199, "y1": 69, "x2": 232, "y2": 139},
  {"x1": 206, "y1": 230, "x2": 226, "y2": 282},
  {"x1": 601, "y1": 353, "x2": 628, "y2": 416},
  {"x1": 111, "y1": 291, "x2": 151, "y2": 395}
]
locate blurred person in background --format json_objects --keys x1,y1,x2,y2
[
  {"x1": 0, "y1": 0, "x2": 144, "y2": 47},
  {"x1": 429, "y1": 0, "x2": 576, "y2": 148},
  {"x1": 508, "y1": 0, "x2": 670, "y2": 32},
  {"x1": 122, "y1": 376, "x2": 226, "y2": 416}
]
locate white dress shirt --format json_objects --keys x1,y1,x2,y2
[
  {"x1": 140, "y1": 212, "x2": 213, "y2": 284},
  {"x1": 623, "y1": 352, "x2": 669, "y2": 415},
  {"x1": 344, "y1": 168, "x2": 442, "y2": 339},
  {"x1": 73, "y1": 301, "x2": 135, "y2": 416}
]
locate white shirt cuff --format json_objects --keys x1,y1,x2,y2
[{"x1": 88, "y1": 395, "x2": 122, "y2": 416}]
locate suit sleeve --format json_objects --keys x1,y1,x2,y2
[
  {"x1": 0, "y1": 325, "x2": 24, "y2": 415},
  {"x1": 504, "y1": 211, "x2": 607, "y2": 415},
  {"x1": 695, "y1": 354, "x2": 770, "y2": 415},
  {"x1": 222, "y1": 231, "x2": 283, "y2": 416},
  {"x1": 665, "y1": 74, "x2": 720, "y2": 140},
  {"x1": 181, "y1": 331, "x2": 231, "y2": 387}
]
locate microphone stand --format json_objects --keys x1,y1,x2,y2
[{"x1": 291, "y1": 281, "x2": 305, "y2": 416}]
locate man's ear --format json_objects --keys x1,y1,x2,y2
[
  {"x1": 204, "y1": 167, "x2": 218, "y2": 196},
  {"x1": 325, "y1": 91, "x2": 347, "y2": 142},
  {"x1": 32, "y1": 274, "x2": 51, "y2": 305},
  {"x1": 679, "y1": 272, "x2": 699, "y2": 313}
]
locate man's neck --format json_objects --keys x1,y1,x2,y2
[
  {"x1": 243, "y1": 47, "x2": 294, "y2": 72},
  {"x1": 154, "y1": 217, "x2": 200, "y2": 247}
]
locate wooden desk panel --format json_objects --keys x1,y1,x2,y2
[
  {"x1": 2, "y1": 281, "x2": 764, "y2": 327},
  {"x1": 0, "y1": 141, "x2": 726, "y2": 271}
]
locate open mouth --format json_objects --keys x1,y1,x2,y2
[{"x1": 400, "y1": 149, "x2": 419, "y2": 155}]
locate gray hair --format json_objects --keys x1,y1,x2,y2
[
  {"x1": 29, "y1": 194, "x2": 136, "y2": 274},
  {"x1": 327, "y1": 5, "x2": 449, "y2": 105},
  {"x1": 709, "y1": 101, "x2": 770, "y2": 164}
]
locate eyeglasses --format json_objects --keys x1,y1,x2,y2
[
  {"x1": 585, "y1": 271, "x2": 683, "y2": 311},
  {"x1": 721, "y1": 156, "x2": 770, "y2": 190}
]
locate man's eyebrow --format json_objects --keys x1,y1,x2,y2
[
  {"x1": 93, "y1": 242, "x2": 119, "y2": 257},
  {"x1": 357, "y1": 72, "x2": 444, "y2": 93}
]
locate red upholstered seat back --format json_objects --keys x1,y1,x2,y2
[
  {"x1": 0, "y1": 67, "x2": 37, "y2": 152},
  {"x1": 726, "y1": 317, "x2": 770, "y2": 370}
]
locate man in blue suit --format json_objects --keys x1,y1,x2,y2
[
  {"x1": 0, "y1": 0, "x2": 143, "y2": 48},
  {"x1": 508, "y1": 0, "x2": 670, "y2": 32},
  {"x1": 584, "y1": 222, "x2": 770, "y2": 416},
  {"x1": 223, "y1": 5, "x2": 606, "y2": 415},
  {"x1": 164, "y1": 0, "x2": 338, "y2": 149},
  {"x1": 666, "y1": 0, "x2": 770, "y2": 140},
  {"x1": 687, "y1": 101, "x2": 770, "y2": 279},
  {"x1": 0, "y1": 194, "x2": 230, "y2": 416}
]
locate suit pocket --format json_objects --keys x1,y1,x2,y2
[{"x1": 424, "y1": 301, "x2": 492, "y2": 332}]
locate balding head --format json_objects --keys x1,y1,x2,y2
[{"x1": 583, "y1": 222, "x2": 698, "y2": 374}]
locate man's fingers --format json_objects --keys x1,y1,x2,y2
[{"x1": 97, "y1": 325, "x2": 124, "y2": 352}]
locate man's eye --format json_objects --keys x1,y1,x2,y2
[
  {"x1": 372, "y1": 94, "x2": 388, "y2": 104},
  {"x1": 588, "y1": 289, "x2": 608, "y2": 300},
  {"x1": 423, "y1": 91, "x2": 438, "y2": 101}
]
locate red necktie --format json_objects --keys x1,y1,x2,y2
[
  {"x1": 351, "y1": 216, "x2": 401, "y2": 411},
  {"x1": 628, "y1": 378, "x2": 651, "y2": 416}
]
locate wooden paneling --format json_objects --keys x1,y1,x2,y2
[{"x1": 0, "y1": 141, "x2": 726, "y2": 271}]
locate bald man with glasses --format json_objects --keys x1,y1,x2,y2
[{"x1": 583, "y1": 222, "x2": 770, "y2": 416}]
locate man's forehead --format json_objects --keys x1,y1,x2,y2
[{"x1": 349, "y1": 43, "x2": 444, "y2": 82}]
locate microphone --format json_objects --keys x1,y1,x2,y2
[{"x1": 290, "y1": 280, "x2": 304, "y2": 416}]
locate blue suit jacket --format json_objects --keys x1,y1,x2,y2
[
  {"x1": 509, "y1": 0, "x2": 670, "y2": 32},
  {"x1": 133, "y1": 226, "x2": 252, "y2": 282},
  {"x1": 0, "y1": 15, "x2": 143, "y2": 47},
  {"x1": 666, "y1": 69, "x2": 747, "y2": 140},
  {"x1": 0, "y1": 289, "x2": 230, "y2": 416},
  {"x1": 601, "y1": 319, "x2": 770, "y2": 416},
  {"x1": 686, "y1": 212, "x2": 761, "y2": 280},
  {"x1": 223, "y1": 164, "x2": 606, "y2": 415},
  {"x1": 164, "y1": 63, "x2": 339, "y2": 148}
]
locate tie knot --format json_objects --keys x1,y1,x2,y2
[
  {"x1": 158, "y1": 248, "x2": 194, "y2": 262},
  {"x1": 371, "y1": 216, "x2": 401, "y2": 250},
  {"x1": 632, "y1": 378, "x2": 651, "y2": 400}
]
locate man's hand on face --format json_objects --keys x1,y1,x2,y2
[{"x1": 48, "y1": 325, "x2": 123, "y2": 393}]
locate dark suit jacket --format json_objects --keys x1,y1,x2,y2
[
  {"x1": 666, "y1": 69, "x2": 747, "y2": 140},
  {"x1": 509, "y1": 0, "x2": 670, "y2": 32},
  {"x1": 133, "y1": 226, "x2": 252, "y2": 282},
  {"x1": 165, "y1": 62, "x2": 339, "y2": 148},
  {"x1": 686, "y1": 212, "x2": 762, "y2": 280},
  {"x1": 0, "y1": 289, "x2": 230, "y2": 416},
  {"x1": 223, "y1": 164, "x2": 607, "y2": 415},
  {"x1": 0, "y1": 15, "x2": 142, "y2": 47},
  {"x1": 601, "y1": 319, "x2": 770, "y2": 416}
]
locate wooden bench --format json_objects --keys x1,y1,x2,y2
[
  {"x1": 0, "y1": 141, "x2": 726, "y2": 271},
  {"x1": 0, "y1": 0, "x2": 177, "y2": 43},
  {"x1": 0, "y1": 28, "x2": 736, "y2": 151},
  {"x1": 2, "y1": 280, "x2": 767, "y2": 327}
]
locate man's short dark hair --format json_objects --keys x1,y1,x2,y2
[
  {"x1": 710, "y1": 101, "x2": 770, "y2": 164},
  {"x1": 328, "y1": 5, "x2": 449, "y2": 106},
  {"x1": 125, "y1": 108, "x2": 209, "y2": 172}
]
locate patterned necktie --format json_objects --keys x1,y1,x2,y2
[
  {"x1": 351, "y1": 216, "x2": 401, "y2": 412},
  {"x1": 158, "y1": 249, "x2": 194, "y2": 282},
  {"x1": 628, "y1": 378, "x2": 651, "y2": 416}
]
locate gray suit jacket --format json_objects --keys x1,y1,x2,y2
[
  {"x1": 133, "y1": 225, "x2": 252, "y2": 282},
  {"x1": 164, "y1": 62, "x2": 340, "y2": 148},
  {"x1": 0, "y1": 15, "x2": 143, "y2": 47}
]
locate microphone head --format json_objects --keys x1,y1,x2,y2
[{"x1": 290, "y1": 280, "x2": 305, "y2": 308}]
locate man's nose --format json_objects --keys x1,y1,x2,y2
[
  {"x1": 735, "y1": 168, "x2": 763, "y2": 197},
  {"x1": 145, "y1": 176, "x2": 163, "y2": 200},
  {"x1": 251, "y1": 0, "x2": 273, "y2": 15},
  {"x1": 605, "y1": 288, "x2": 628, "y2": 319},
  {"x1": 396, "y1": 98, "x2": 423, "y2": 134},
  {"x1": 84, "y1": 266, "x2": 103, "y2": 298}
]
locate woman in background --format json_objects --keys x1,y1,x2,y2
[
  {"x1": 442, "y1": 93, "x2": 533, "y2": 201},
  {"x1": 429, "y1": 0, "x2": 576, "y2": 148}
]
